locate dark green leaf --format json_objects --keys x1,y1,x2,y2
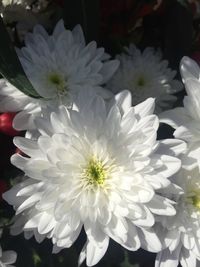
[
  {"x1": 120, "y1": 252, "x2": 139, "y2": 267},
  {"x1": 0, "y1": 17, "x2": 40, "y2": 98}
]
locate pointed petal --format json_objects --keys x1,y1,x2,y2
[
  {"x1": 180, "y1": 56, "x2": 200, "y2": 82},
  {"x1": 155, "y1": 246, "x2": 182, "y2": 267},
  {"x1": 86, "y1": 237, "x2": 109, "y2": 266}
]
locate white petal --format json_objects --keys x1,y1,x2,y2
[
  {"x1": 114, "y1": 90, "x2": 132, "y2": 114},
  {"x1": 38, "y1": 213, "x2": 56, "y2": 234},
  {"x1": 184, "y1": 79, "x2": 200, "y2": 121},
  {"x1": 134, "y1": 98, "x2": 155, "y2": 118},
  {"x1": 138, "y1": 228, "x2": 162, "y2": 252},
  {"x1": 157, "y1": 139, "x2": 187, "y2": 157},
  {"x1": 105, "y1": 215, "x2": 128, "y2": 244},
  {"x1": 72, "y1": 24, "x2": 85, "y2": 46},
  {"x1": 13, "y1": 110, "x2": 35, "y2": 130},
  {"x1": 16, "y1": 193, "x2": 41, "y2": 214},
  {"x1": 159, "y1": 107, "x2": 191, "y2": 129},
  {"x1": 121, "y1": 220, "x2": 140, "y2": 251},
  {"x1": 180, "y1": 247, "x2": 197, "y2": 267},
  {"x1": 100, "y1": 60, "x2": 119, "y2": 83},
  {"x1": 155, "y1": 246, "x2": 182, "y2": 267},
  {"x1": 133, "y1": 206, "x2": 155, "y2": 227},
  {"x1": 10, "y1": 154, "x2": 29, "y2": 170},
  {"x1": 78, "y1": 243, "x2": 86, "y2": 266},
  {"x1": 180, "y1": 56, "x2": 200, "y2": 82},
  {"x1": 148, "y1": 195, "x2": 176, "y2": 216},
  {"x1": 186, "y1": 144, "x2": 200, "y2": 167},
  {"x1": 54, "y1": 222, "x2": 72, "y2": 239},
  {"x1": 84, "y1": 219, "x2": 107, "y2": 246},
  {"x1": 24, "y1": 213, "x2": 43, "y2": 229},
  {"x1": 159, "y1": 155, "x2": 181, "y2": 178},
  {"x1": 86, "y1": 237, "x2": 109, "y2": 266},
  {"x1": 1, "y1": 251, "x2": 17, "y2": 264},
  {"x1": 13, "y1": 137, "x2": 40, "y2": 157}
]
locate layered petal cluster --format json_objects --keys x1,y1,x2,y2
[
  {"x1": 3, "y1": 91, "x2": 183, "y2": 266},
  {"x1": 155, "y1": 165, "x2": 200, "y2": 267},
  {"x1": 1, "y1": 0, "x2": 34, "y2": 7},
  {"x1": 160, "y1": 56, "x2": 200, "y2": 169},
  {"x1": 0, "y1": 19, "x2": 119, "y2": 130},
  {"x1": 108, "y1": 44, "x2": 183, "y2": 112},
  {"x1": 0, "y1": 245, "x2": 17, "y2": 267}
]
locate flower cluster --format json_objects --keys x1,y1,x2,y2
[
  {"x1": 1, "y1": 19, "x2": 200, "y2": 267},
  {"x1": 155, "y1": 56, "x2": 200, "y2": 267}
]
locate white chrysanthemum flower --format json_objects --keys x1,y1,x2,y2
[
  {"x1": 155, "y1": 164, "x2": 200, "y2": 267},
  {"x1": 108, "y1": 44, "x2": 183, "y2": 112},
  {"x1": 0, "y1": 0, "x2": 51, "y2": 42},
  {"x1": 160, "y1": 56, "x2": 200, "y2": 170},
  {"x1": 0, "y1": 19, "x2": 119, "y2": 130},
  {"x1": 0, "y1": 245, "x2": 17, "y2": 267},
  {"x1": 1, "y1": 0, "x2": 30, "y2": 8},
  {"x1": 3, "y1": 91, "x2": 183, "y2": 266}
]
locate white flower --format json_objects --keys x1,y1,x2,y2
[
  {"x1": 108, "y1": 44, "x2": 183, "y2": 112},
  {"x1": 0, "y1": 19, "x2": 119, "y2": 130},
  {"x1": 155, "y1": 164, "x2": 200, "y2": 267},
  {"x1": 1, "y1": 0, "x2": 30, "y2": 8},
  {"x1": 1, "y1": 0, "x2": 34, "y2": 6},
  {"x1": 1, "y1": 0, "x2": 47, "y2": 12},
  {"x1": 160, "y1": 56, "x2": 200, "y2": 170},
  {"x1": 3, "y1": 90, "x2": 183, "y2": 266},
  {"x1": 0, "y1": 0, "x2": 51, "y2": 42},
  {"x1": 0, "y1": 245, "x2": 17, "y2": 267}
]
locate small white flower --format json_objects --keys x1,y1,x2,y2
[
  {"x1": 0, "y1": 0, "x2": 51, "y2": 42},
  {"x1": 3, "y1": 90, "x2": 183, "y2": 266},
  {"x1": 160, "y1": 56, "x2": 200, "y2": 170},
  {"x1": 108, "y1": 44, "x2": 183, "y2": 112},
  {"x1": 1, "y1": 0, "x2": 29, "y2": 8},
  {"x1": 0, "y1": 19, "x2": 119, "y2": 130},
  {"x1": 155, "y1": 164, "x2": 200, "y2": 267},
  {"x1": 0, "y1": 245, "x2": 17, "y2": 267}
]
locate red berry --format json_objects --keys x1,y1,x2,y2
[{"x1": 0, "y1": 113, "x2": 20, "y2": 136}]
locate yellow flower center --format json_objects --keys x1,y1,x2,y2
[
  {"x1": 84, "y1": 158, "x2": 107, "y2": 186},
  {"x1": 187, "y1": 190, "x2": 200, "y2": 210},
  {"x1": 191, "y1": 194, "x2": 200, "y2": 209}
]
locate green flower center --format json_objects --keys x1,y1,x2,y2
[
  {"x1": 84, "y1": 159, "x2": 106, "y2": 186},
  {"x1": 187, "y1": 190, "x2": 200, "y2": 210},
  {"x1": 191, "y1": 194, "x2": 200, "y2": 209},
  {"x1": 48, "y1": 73, "x2": 66, "y2": 94}
]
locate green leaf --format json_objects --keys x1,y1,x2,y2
[
  {"x1": 120, "y1": 252, "x2": 139, "y2": 267},
  {"x1": 0, "y1": 17, "x2": 40, "y2": 98},
  {"x1": 32, "y1": 249, "x2": 42, "y2": 267}
]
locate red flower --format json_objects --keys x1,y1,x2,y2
[{"x1": 0, "y1": 113, "x2": 20, "y2": 136}]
